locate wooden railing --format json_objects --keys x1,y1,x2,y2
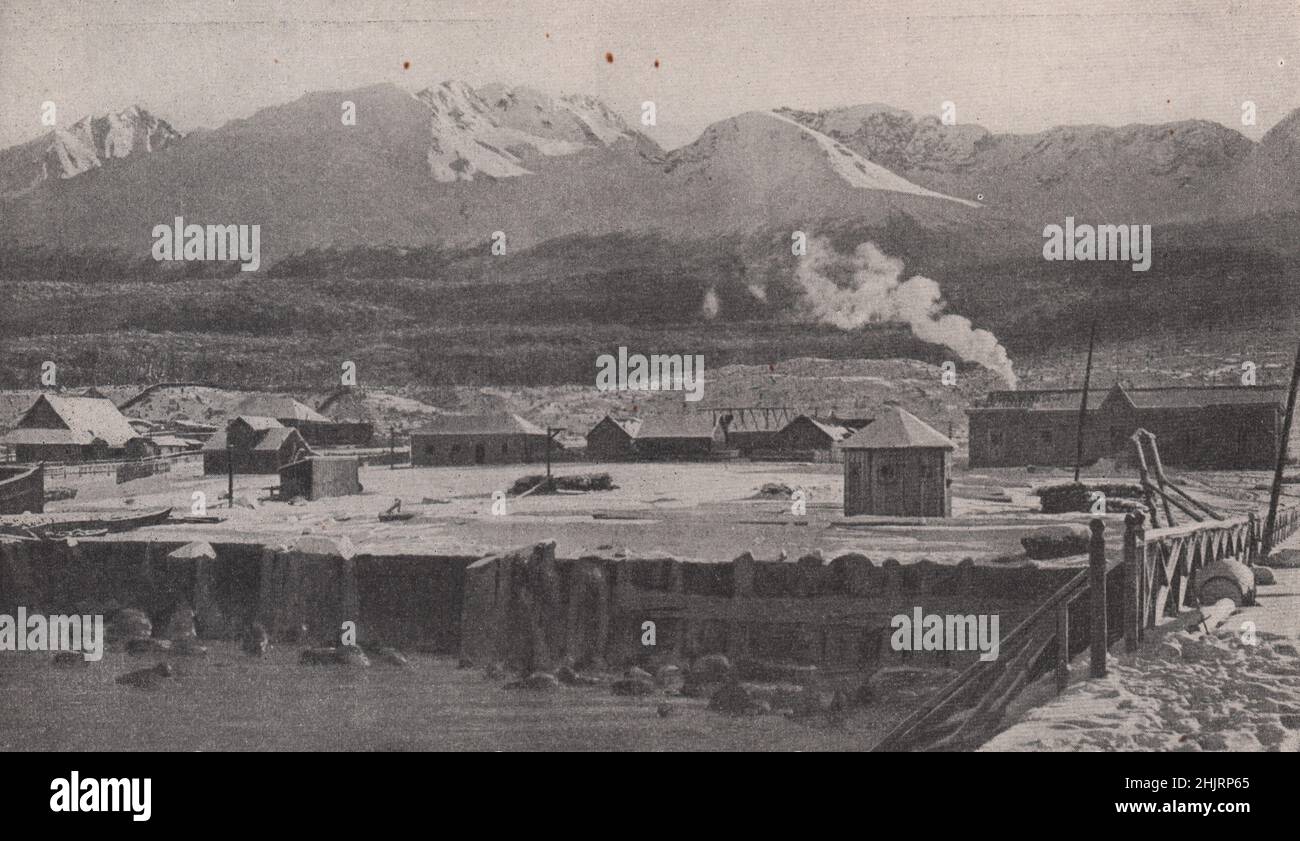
[{"x1": 873, "y1": 504, "x2": 1300, "y2": 752}]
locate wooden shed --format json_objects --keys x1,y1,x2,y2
[
  {"x1": 279, "y1": 456, "x2": 362, "y2": 501},
  {"x1": 841, "y1": 407, "x2": 954, "y2": 517}
]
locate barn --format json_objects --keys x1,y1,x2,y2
[
  {"x1": 203, "y1": 416, "x2": 314, "y2": 474},
  {"x1": 586, "y1": 415, "x2": 642, "y2": 461},
  {"x1": 410, "y1": 414, "x2": 552, "y2": 466},
  {"x1": 841, "y1": 407, "x2": 954, "y2": 517},
  {"x1": 967, "y1": 384, "x2": 1291, "y2": 469},
  {"x1": 0, "y1": 394, "x2": 144, "y2": 463},
  {"x1": 632, "y1": 414, "x2": 725, "y2": 460}
]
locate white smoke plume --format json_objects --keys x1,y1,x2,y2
[{"x1": 795, "y1": 237, "x2": 1018, "y2": 387}]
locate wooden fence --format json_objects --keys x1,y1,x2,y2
[
  {"x1": 873, "y1": 505, "x2": 1300, "y2": 752},
  {"x1": 39, "y1": 451, "x2": 202, "y2": 481}
]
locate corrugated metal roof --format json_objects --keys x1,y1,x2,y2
[
  {"x1": 839, "y1": 407, "x2": 954, "y2": 450},
  {"x1": 412, "y1": 413, "x2": 547, "y2": 436}
]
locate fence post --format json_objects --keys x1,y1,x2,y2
[
  {"x1": 1055, "y1": 602, "x2": 1070, "y2": 693},
  {"x1": 1122, "y1": 512, "x2": 1144, "y2": 653},
  {"x1": 1089, "y1": 517, "x2": 1107, "y2": 678}
]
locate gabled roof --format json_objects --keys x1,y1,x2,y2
[
  {"x1": 234, "y1": 415, "x2": 283, "y2": 432},
  {"x1": 202, "y1": 418, "x2": 306, "y2": 453},
  {"x1": 233, "y1": 395, "x2": 329, "y2": 422},
  {"x1": 254, "y1": 426, "x2": 303, "y2": 451},
  {"x1": 591, "y1": 415, "x2": 643, "y2": 438},
  {"x1": 412, "y1": 413, "x2": 547, "y2": 436},
  {"x1": 5, "y1": 394, "x2": 138, "y2": 447},
  {"x1": 795, "y1": 416, "x2": 854, "y2": 443},
  {"x1": 839, "y1": 407, "x2": 954, "y2": 450},
  {"x1": 635, "y1": 413, "x2": 719, "y2": 440},
  {"x1": 972, "y1": 384, "x2": 1286, "y2": 412}
]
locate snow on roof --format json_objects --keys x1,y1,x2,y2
[
  {"x1": 839, "y1": 407, "x2": 954, "y2": 450},
  {"x1": 412, "y1": 413, "x2": 547, "y2": 436}
]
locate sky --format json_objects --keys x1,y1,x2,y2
[{"x1": 1, "y1": 0, "x2": 1297, "y2": 150}]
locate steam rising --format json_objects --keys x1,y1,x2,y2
[{"x1": 795, "y1": 238, "x2": 1018, "y2": 387}]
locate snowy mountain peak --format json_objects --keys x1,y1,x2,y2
[
  {"x1": 0, "y1": 105, "x2": 181, "y2": 196},
  {"x1": 413, "y1": 81, "x2": 637, "y2": 182}
]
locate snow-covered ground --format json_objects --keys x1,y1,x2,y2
[{"x1": 984, "y1": 572, "x2": 1300, "y2": 751}]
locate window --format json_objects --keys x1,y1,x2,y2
[
  {"x1": 877, "y1": 464, "x2": 898, "y2": 483},
  {"x1": 989, "y1": 430, "x2": 1004, "y2": 449},
  {"x1": 501, "y1": 442, "x2": 509, "y2": 455},
  {"x1": 1039, "y1": 429, "x2": 1052, "y2": 444},
  {"x1": 918, "y1": 463, "x2": 934, "y2": 479},
  {"x1": 449, "y1": 444, "x2": 461, "y2": 456}
]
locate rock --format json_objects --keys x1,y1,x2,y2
[
  {"x1": 708, "y1": 682, "x2": 770, "y2": 715},
  {"x1": 126, "y1": 638, "x2": 172, "y2": 655},
  {"x1": 109, "y1": 608, "x2": 152, "y2": 641},
  {"x1": 556, "y1": 665, "x2": 600, "y2": 686},
  {"x1": 505, "y1": 672, "x2": 559, "y2": 691},
  {"x1": 654, "y1": 664, "x2": 682, "y2": 684},
  {"x1": 241, "y1": 623, "x2": 269, "y2": 656},
  {"x1": 1197, "y1": 559, "x2": 1255, "y2": 607},
  {"x1": 1253, "y1": 566, "x2": 1276, "y2": 586},
  {"x1": 162, "y1": 604, "x2": 197, "y2": 640},
  {"x1": 334, "y1": 644, "x2": 371, "y2": 667},
  {"x1": 611, "y1": 676, "x2": 656, "y2": 696},
  {"x1": 374, "y1": 647, "x2": 411, "y2": 668},
  {"x1": 116, "y1": 663, "x2": 173, "y2": 689},
  {"x1": 624, "y1": 666, "x2": 654, "y2": 682}
]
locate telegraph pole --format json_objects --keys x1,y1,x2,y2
[
  {"x1": 1263, "y1": 340, "x2": 1300, "y2": 556},
  {"x1": 1074, "y1": 321, "x2": 1097, "y2": 484}
]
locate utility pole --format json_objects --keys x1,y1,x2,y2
[
  {"x1": 545, "y1": 426, "x2": 564, "y2": 490},
  {"x1": 1263, "y1": 340, "x2": 1300, "y2": 557},
  {"x1": 389, "y1": 427, "x2": 396, "y2": 470},
  {"x1": 1074, "y1": 321, "x2": 1097, "y2": 484},
  {"x1": 226, "y1": 441, "x2": 234, "y2": 509}
]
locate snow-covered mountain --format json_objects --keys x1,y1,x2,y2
[
  {"x1": 2, "y1": 82, "x2": 1300, "y2": 265},
  {"x1": 0, "y1": 105, "x2": 181, "y2": 196},
  {"x1": 415, "y1": 81, "x2": 646, "y2": 181}
]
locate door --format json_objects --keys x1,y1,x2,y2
[{"x1": 474, "y1": 442, "x2": 486, "y2": 465}]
